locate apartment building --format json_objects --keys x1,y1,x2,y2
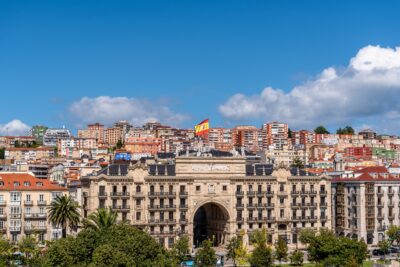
[
  {"x1": 78, "y1": 123, "x2": 105, "y2": 144},
  {"x1": 232, "y1": 126, "x2": 260, "y2": 152},
  {"x1": 124, "y1": 137, "x2": 161, "y2": 156},
  {"x1": 5, "y1": 147, "x2": 55, "y2": 162},
  {"x1": 104, "y1": 127, "x2": 123, "y2": 146},
  {"x1": 81, "y1": 153, "x2": 331, "y2": 249},
  {"x1": 264, "y1": 122, "x2": 289, "y2": 150},
  {"x1": 332, "y1": 166, "x2": 400, "y2": 246},
  {"x1": 0, "y1": 172, "x2": 67, "y2": 243},
  {"x1": 43, "y1": 128, "x2": 72, "y2": 147}
]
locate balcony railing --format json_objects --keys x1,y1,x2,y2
[
  {"x1": 37, "y1": 200, "x2": 47, "y2": 206},
  {"x1": 9, "y1": 213, "x2": 21, "y2": 219},
  {"x1": 24, "y1": 213, "x2": 47, "y2": 219},
  {"x1": 179, "y1": 191, "x2": 188, "y2": 196},
  {"x1": 132, "y1": 192, "x2": 144, "y2": 198},
  {"x1": 0, "y1": 201, "x2": 6, "y2": 206},
  {"x1": 235, "y1": 191, "x2": 244, "y2": 196},
  {"x1": 24, "y1": 225, "x2": 47, "y2": 232},
  {"x1": 10, "y1": 226, "x2": 21, "y2": 232},
  {"x1": 265, "y1": 191, "x2": 274, "y2": 196},
  {"x1": 24, "y1": 200, "x2": 33, "y2": 206},
  {"x1": 148, "y1": 205, "x2": 176, "y2": 210},
  {"x1": 247, "y1": 191, "x2": 256, "y2": 197},
  {"x1": 110, "y1": 192, "x2": 130, "y2": 198},
  {"x1": 179, "y1": 204, "x2": 188, "y2": 209},
  {"x1": 319, "y1": 190, "x2": 327, "y2": 195},
  {"x1": 110, "y1": 205, "x2": 130, "y2": 211}
]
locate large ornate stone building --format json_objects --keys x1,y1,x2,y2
[{"x1": 81, "y1": 154, "x2": 332, "y2": 248}]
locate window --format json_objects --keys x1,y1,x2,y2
[
  {"x1": 39, "y1": 207, "x2": 44, "y2": 214},
  {"x1": 280, "y1": 209, "x2": 284, "y2": 218},
  {"x1": 222, "y1": 185, "x2": 227, "y2": 191},
  {"x1": 25, "y1": 207, "x2": 31, "y2": 214},
  {"x1": 196, "y1": 186, "x2": 201, "y2": 192},
  {"x1": 11, "y1": 192, "x2": 21, "y2": 202},
  {"x1": 280, "y1": 198, "x2": 284, "y2": 204},
  {"x1": 36, "y1": 182, "x2": 43, "y2": 187},
  {"x1": 14, "y1": 182, "x2": 20, "y2": 187},
  {"x1": 280, "y1": 184, "x2": 284, "y2": 192},
  {"x1": 39, "y1": 194, "x2": 44, "y2": 201},
  {"x1": 24, "y1": 181, "x2": 30, "y2": 187},
  {"x1": 136, "y1": 199, "x2": 141, "y2": 206},
  {"x1": 136, "y1": 185, "x2": 141, "y2": 192},
  {"x1": 26, "y1": 194, "x2": 31, "y2": 201},
  {"x1": 136, "y1": 212, "x2": 141, "y2": 220}
]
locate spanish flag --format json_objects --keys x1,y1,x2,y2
[{"x1": 195, "y1": 119, "x2": 209, "y2": 136}]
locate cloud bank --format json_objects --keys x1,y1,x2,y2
[
  {"x1": 69, "y1": 96, "x2": 188, "y2": 127},
  {"x1": 0, "y1": 120, "x2": 31, "y2": 136},
  {"x1": 219, "y1": 45, "x2": 400, "y2": 133}
]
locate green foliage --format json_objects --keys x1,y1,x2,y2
[
  {"x1": 0, "y1": 235, "x2": 12, "y2": 266},
  {"x1": 314, "y1": 125, "x2": 330, "y2": 134},
  {"x1": 249, "y1": 244, "x2": 273, "y2": 267},
  {"x1": 291, "y1": 157, "x2": 304, "y2": 169},
  {"x1": 386, "y1": 225, "x2": 400, "y2": 245},
  {"x1": 172, "y1": 235, "x2": 190, "y2": 263},
  {"x1": 195, "y1": 239, "x2": 217, "y2": 267},
  {"x1": 336, "y1": 126, "x2": 355, "y2": 135},
  {"x1": 288, "y1": 128, "x2": 292, "y2": 138},
  {"x1": 48, "y1": 195, "x2": 80, "y2": 238},
  {"x1": 18, "y1": 236, "x2": 39, "y2": 260},
  {"x1": 91, "y1": 244, "x2": 129, "y2": 267},
  {"x1": 306, "y1": 229, "x2": 368, "y2": 266},
  {"x1": 274, "y1": 237, "x2": 288, "y2": 262},
  {"x1": 378, "y1": 240, "x2": 390, "y2": 254},
  {"x1": 0, "y1": 148, "x2": 5, "y2": 160},
  {"x1": 42, "y1": 224, "x2": 171, "y2": 266},
  {"x1": 299, "y1": 228, "x2": 316, "y2": 244},
  {"x1": 227, "y1": 233, "x2": 248, "y2": 267},
  {"x1": 83, "y1": 208, "x2": 117, "y2": 232},
  {"x1": 290, "y1": 250, "x2": 304, "y2": 266},
  {"x1": 116, "y1": 139, "x2": 123, "y2": 149},
  {"x1": 250, "y1": 228, "x2": 268, "y2": 247}
]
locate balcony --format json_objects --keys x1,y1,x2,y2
[
  {"x1": 179, "y1": 191, "x2": 188, "y2": 197},
  {"x1": 0, "y1": 227, "x2": 6, "y2": 233},
  {"x1": 236, "y1": 203, "x2": 244, "y2": 209},
  {"x1": 320, "y1": 202, "x2": 328, "y2": 207},
  {"x1": 388, "y1": 214, "x2": 395, "y2": 220},
  {"x1": 25, "y1": 213, "x2": 47, "y2": 219},
  {"x1": 265, "y1": 203, "x2": 275, "y2": 209},
  {"x1": 37, "y1": 200, "x2": 47, "y2": 206},
  {"x1": 377, "y1": 191, "x2": 384, "y2": 196},
  {"x1": 309, "y1": 202, "x2": 317, "y2": 208},
  {"x1": 0, "y1": 214, "x2": 6, "y2": 220},
  {"x1": 247, "y1": 191, "x2": 256, "y2": 197},
  {"x1": 179, "y1": 218, "x2": 188, "y2": 224},
  {"x1": 377, "y1": 213, "x2": 384, "y2": 219},
  {"x1": 319, "y1": 190, "x2": 327, "y2": 196},
  {"x1": 265, "y1": 191, "x2": 274, "y2": 197},
  {"x1": 377, "y1": 202, "x2": 384, "y2": 207},
  {"x1": 388, "y1": 191, "x2": 394, "y2": 196},
  {"x1": 291, "y1": 191, "x2": 300, "y2": 196},
  {"x1": 236, "y1": 217, "x2": 244, "y2": 223},
  {"x1": 309, "y1": 191, "x2": 318, "y2": 196},
  {"x1": 9, "y1": 213, "x2": 21, "y2": 219},
  {"x1": 24, "y1": 225, "x2": 47, "y2": 232},
  {"x1": 10, "y1": 226, "x2": 21, "y2": 232},
  {"x1": 291, "y1": 216, "x2": 302, "y2": 221},
  {"x1": 132, "y1": 192, "x2": 145, "y2": 198},
  {"x1": 110, "y1": 205, "x2": 130, "y2": 211},
  {"x1": 98, "y1": 192, "x2": 108, "y2": 198},
  {"x1": 247, "y1": 217, "x2": 259, "y2": 223},
  {"x1": 179, "y1": 204, "x2": 188, "y2": 210},
  {"x1": 148, "y1": 205, "x2": 176, "y2": 210},
  {"x1": 388, "y1": 201, "x2": 395, "y2": 207},
  {"x1": 150, "y1": 230, "x2": 176, "y2": 236},
  {"x1": 265, "y1": 216, "x2": 276, "y2": 222},
  {"x1": 277, "y1": 191, "x2": 288, "y2": 196},
  {"x1": 235, "y1": 191, "x2": 244, "y2": 196},
  {"x1": 0, "y1": 201, "x2": 6, "y2": 206},
  {"x1": 320, "y1": 215, "x2": 327, "y2": 221},
  {"x1": 247, "y1": 204, "x2": 257, "y2": 209},
  {"x1": 24, "y1": 200, "x2": 33, "y2": 206},
  {"x1": 377, "y1": 225, "x2": 386, "y2": 232},
  {"x1": 256, "y1": 191, "x2": 265, "y2": 197}
]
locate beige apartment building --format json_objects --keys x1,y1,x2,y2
[
  {"x1": 332, "y1": 166, "x2": 400, "y2": 246},
  {"x1": 0, "y1": 172, "x2": 67, "y2": 243},
  {"x1": 78, "y1": 123, "x2": 105, "y2": 144},
  {"x1": 81, "y1": 154, "x2": 331, "y2": 248},
  {"x1": 104, "y1": 127, "x2": 123, "y2": 146},
  {"x1": 5, "y1": 147, "x2": 55, "y2": 162}
]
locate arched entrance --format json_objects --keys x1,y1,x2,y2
[{"x1": 193, "y1": 202, "x2": 229, "y2": 247}]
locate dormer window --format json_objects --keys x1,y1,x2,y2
[
  {"x1": 0, "y1": 182, "x2": 3, "y2": 186},
  {"x1": 24, "y1": 182, "x2": 30, "y2": 187},
  {"x1": 14, "y1": 182, "x2": 20, "y2": 187},
  {"x1": 36, "y1": 182, "x2": 43, "y2": 187}
]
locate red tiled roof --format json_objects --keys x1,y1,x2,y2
[
  {"x1": 6, "y1": 147, "x2": 54, "y2": 151},
  {"x1": 0, "y1": 173, "x2": 67, "y2": 191}
]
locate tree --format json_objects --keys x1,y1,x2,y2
[
  {"x1": 386, "y1": 225, "x2": 400, "y2": 245},
  {"x1": 48, "y1": 195, "x2": 80, "y2": 238},
  {"x1": 195, "y1": 239, "x2": 217, "y2": 267},
  {"x1": 291, "y1": 157, "x2": 304, "y2": 169},
  {"x1": 290, "y1": 250, "x2": 304, "y2": 266},
  {"x1": 18, "y1": 236, "x2": 39, "y2": 260},
  {"x1": 83, "y1": 208, "x2": 117, "y2": 232},
  {"x1": 91, "y1": 244, "x2": 129, "y2": 267},
  {"x1": 298, "y1": 228, "x2": 316, "y2": 245},
  {"x1": 378, "y1": 239, "x2": 390, "y2": 259},
  {"x1": 314, "y1": 125, "x2": 330, "y2": 134},
  {"x1": 249, "y1": 244, "x2": 273, "y2": 267},
  {"x1": 336, "y1": 126, "x2": 355, "y2": 135},
  {"x1": 171, "y1": 235, "x2": 190, "y2": 263},
  {"x1": 0, "y1": 234, "x2": 12, "y2": 266},
  {"x1": 274, "y1": 236, "x2": 288, "y2": 262},
  {"x1": 0, "y1": 148, "x2": 5, "y2": 160},
  {"x1": 227, "y1": 233, "x2": 248, "y2": 267},
  {"x1": 116, "y1": 139, "x2": 123, "y2": 149},
  {"x1": 288, "y1": 128, "x2": 292, "y2": 138},
  {"x1": 305, "y1": 229, "x2": 368, "y2": 266}
]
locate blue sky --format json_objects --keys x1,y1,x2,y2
[{"x1": 1, "y1": 0, "x2": 400, "y2": 134}]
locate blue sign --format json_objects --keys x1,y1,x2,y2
[{"x1": 115, "y1": 152, "x2": 132, "y2": 161}]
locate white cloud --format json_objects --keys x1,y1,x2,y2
[
  {"x1": 69, "y1": 96, "x2": 189, "y2": 127},
  {"x1": 219, "y1": 45, "x2": 400, "y2": 133},
  {"x1": 0, "y1": 120, "x2": 31, "y2": 136}
]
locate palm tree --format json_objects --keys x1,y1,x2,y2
[
  {"x1": 83, "y1": 208, "x2": 117, "y2": 232},
  {"x1": 48, "y1": 195, "x2": 80, "y2": 238}
]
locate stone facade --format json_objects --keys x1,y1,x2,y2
[{"x1": 81, "y1": 155, "x2": 332, "y2": 248}]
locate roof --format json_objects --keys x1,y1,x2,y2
[
  {"x1": 333, "y1": 166, "x2": 400, "y2": 182},
  {"x1": 6, "y1": 147, "x2": 54, "y2": 151},
  {"x1": 0, "y1": 172, "x2": 67, "y2": 191}
]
